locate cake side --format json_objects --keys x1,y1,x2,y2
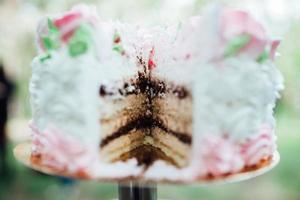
[
  {"x1": 146, "y1": 5, "x2": 283, "y2": 180},
  {"x1": 29, "y1": 5, "x2": 103, "y2": 174},
  {"x1": 189, "y1": 6, "x2": 283, "y2": 178}
]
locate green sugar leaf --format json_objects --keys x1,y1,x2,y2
[
  {"x1": 68, "y1": 24, "x2": 92, "y2": 57},
  {"x1": 113, "y1": 45, "x2": 124, "y2": 53},
  {"x1": 42, "y1": 37, "x2": 52, "y2": 49},
  {"x1": 74, "y1": 24, "x2": 92, "y2": 39},
  {"x1": 41, "y1": 19, "x2": 60, "y2": 52},
  {"x1": 256, "y1": 48, "x2": 270, "y2": 63},
  {"x1": 42, "y1": 37, "x2": 55, "y2": 50},
  {"x1": 39, "y1": 53, "x2": 52, "y2": 62},
  {"x1": 47, "y1": 18, "x2": 59, "y2": 34},
  {"x1": 224, "y1": 35, "x2": 251, "y2": 57},
  {"x1": 42, "y1": 36, "x2": 59, "y2": 50},
  {"x1": 69, "y1": 41, "x2": 88, "y2": 57}
]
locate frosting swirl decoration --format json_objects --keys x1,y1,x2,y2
[
  {"x1": 220, "y1": 9, "x2": 280, "y2": 62},
  {"x1": 37, "y1": 5, "x2": 98, "y2": 60},
  {"x1": 30, "y1": 121, "x2": 97, "y2": 175},
  {"x1": 198, "y1": 134, "x2": 244, "y2": 176}
]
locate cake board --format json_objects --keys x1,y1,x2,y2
[{"x1": 14, "y1": 142, "x2": 280, "y2": 200}]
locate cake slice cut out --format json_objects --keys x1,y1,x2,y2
[{"x1": 99, "y1": 65, "x2": 192, "y2": 168}]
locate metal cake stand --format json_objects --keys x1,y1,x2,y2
[{"x1": 14, "y1": 142, "x2": 280, "y2": 200}]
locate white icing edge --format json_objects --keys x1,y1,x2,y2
[{"x1": 30, "y1": 48, "x2": 100, "y2": 147}]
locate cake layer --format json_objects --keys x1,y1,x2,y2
[
  {"x1": 100, "y1": 116, "x2": 192, "y2": 148},
  {"x1": 100, "y1": 94, "x2": 147, "y2": 139},
  {"x1": 118, "y1": 144, "x2": 178, "y2": 167},
  {"x1": 100, "y1": 126, "x2": 190, "y2": 167},
  {"x1": 153, "y1": 94, "x2": 193, "y2": 135},
  {"x1": 149, "y1": 127, "x2": 191, "y2": 167},
  {"x1": 100, "y1": 91, "x2": 192, "y2": 140},
  {"x1": 100, "y1": 128, "x2": 146, "y2": 163}
]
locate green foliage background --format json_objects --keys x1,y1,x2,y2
[{"x1": 0, "y1": 0, "x2": 300, "y2": 199}]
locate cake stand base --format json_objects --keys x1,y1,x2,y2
[
  {"x1": 119, "y1": 182, "x2": 157, "y2": 200},
  {"x1": 14, "y1": 142, "x2": 280, "y2": 199}
]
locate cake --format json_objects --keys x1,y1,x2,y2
[{"x1": 29, "y1": 4, "x2": 284, "y2": 182}]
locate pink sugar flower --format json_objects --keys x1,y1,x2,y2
[
  {"x1": 37, "y1": 5, "x2": 98, "y2": 52},
  {"x1": 220, "y1": 9, "x2": 279, "y2": 61}
]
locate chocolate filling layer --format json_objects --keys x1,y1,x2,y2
[
  {"x1": 115, "y1": 144, "x2": 179, "y2": 167},
  {"x1": 99, "y1": 72, "x2": 190, "y2": 99},
  {"x1": 100, "y1": 116, "x2": 192, "y2": 148}
]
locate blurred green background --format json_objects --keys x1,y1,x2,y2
[{"x1": 0, "y1": 0, "x2": 300, "y2": 199}]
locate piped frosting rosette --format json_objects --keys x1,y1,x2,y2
[
  {"x1": 194, "y1": 125, "x2": 276, "y2": 178},
  {"x1": 36, "y1": 5, "x2": 99, "y2": 60},
  {"x1": 241, "y1": 125, "x2": 276, "y2": 166},
  {"x1": 219, "y1": 8, "x2": 280, "y2": 62}
]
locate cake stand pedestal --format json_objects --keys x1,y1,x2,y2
[
  {"x1": 119, "y1": 182, "x2": 156, "y2": 200},
  {"x1": 14, "y1": 142, "x2": 279, "y2": 200}
]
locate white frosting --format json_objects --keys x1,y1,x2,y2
[
  {"x1": 30, "y1": 48, "x2": 100, "y2": 146},
  {"x1": 91, "y1": 159, "x2": 144, "y2": 179},
  {"x1": 193, "y1": 57, "x2": 283, "y2": 140},
  {"x1": 94, "y1": 22, "x2": 147, "y2": 83},
  {"x1": 143, "y1": 160, "x2": 193, "y2": 182}
]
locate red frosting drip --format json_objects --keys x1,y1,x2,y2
[{"x1": 148, "y1": 47, "x2": 156, "y2": 70}]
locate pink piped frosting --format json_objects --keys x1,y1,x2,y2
[
  {"x1": 29, "y1": 121, "x2": 97, "y2": 174},
  {"x1": 195, "y1": 125, "x2": 276, "y2": 177},
  {"x1": 241, "y1": 125, "x2": 276, "y2": 166},
  {"x1": 199, "y1": 134, "x2": 244, "y2": 176}
]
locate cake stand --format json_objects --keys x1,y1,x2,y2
[{"x1": 14, "y1": 142, "x2": 280, "y2": 200}]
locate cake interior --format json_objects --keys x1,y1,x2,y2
[{"x1": 99, "y1": 67, "x2": 193, "y2": 169}]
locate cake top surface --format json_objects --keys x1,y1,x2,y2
[{"x1": 35, "y1": 4, "x2": 280, "y2": 71}]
